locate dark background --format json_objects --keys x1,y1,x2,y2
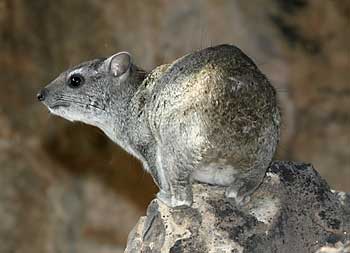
[{"x1": 0, "y1": 0, "x2": 349, "y2": 252}]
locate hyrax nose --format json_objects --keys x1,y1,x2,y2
[{"x1": 37, "y1": 88, "x2": 48, "y2": 101}]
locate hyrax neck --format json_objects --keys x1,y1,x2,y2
[{"x1": 102, "y1": 65, "x2": 150, "y2": 160}]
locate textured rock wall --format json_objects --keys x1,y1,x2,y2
[{"x1": 0, "y1": 0, "x2": 349, "y2": 251}]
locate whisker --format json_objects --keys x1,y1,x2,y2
[
  {"x1": 59, "y1": 94, "x2": 83, "y2": 100},
  {"x1": 56, "y1": 97, "x2": 105, "y2": 111}
]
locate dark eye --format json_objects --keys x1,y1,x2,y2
[{"x1": 68, "y1": 74, "x2": 84, "y2": 88}]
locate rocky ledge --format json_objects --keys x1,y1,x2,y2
[{"x1": 125, "y1": 161, "x2": 350, "y2": 253}]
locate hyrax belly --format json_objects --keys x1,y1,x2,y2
[{"x1": 192, "y1": 162, "x2": 238, "y2": 186}]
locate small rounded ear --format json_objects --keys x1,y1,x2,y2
[{"x1": 105, "y1": 52, "x2": 131, "y2": 77}]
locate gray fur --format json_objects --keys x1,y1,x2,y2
[{"x1": 39, "y1": 45, "x2": 281, "y2": 207}]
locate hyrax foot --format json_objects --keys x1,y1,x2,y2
[
  {"x1": 157, "y1": 190, "x2": 192, "y2": 208},
  {"x1": 225, "y1": 179, "x2": 260, "y2": 206},
  {"x1": 225, "y1": 187, "x2": 251, "y2": 206}
]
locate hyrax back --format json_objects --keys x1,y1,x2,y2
[{"x1": 144, "y1": 45, "x2": 280, "y2": 207}]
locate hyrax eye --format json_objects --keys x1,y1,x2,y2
[{"x1": 68, "y1": 74, "x2": 84, "y2": 88}]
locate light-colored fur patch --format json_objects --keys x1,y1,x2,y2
[{"x1": 193, "y1": 162, "x2": 237, "y2": 186}]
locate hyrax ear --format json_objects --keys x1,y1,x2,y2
[{"x1": 105, "y1": 52, "x2": 131, "y2": 78}]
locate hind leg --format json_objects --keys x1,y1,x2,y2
[
  {"x1": 225, "y1": 166, "x2": 266, "y2": 206},
  {"x1": 155, "y1": 150, "x2": 193, "y2": 208}
]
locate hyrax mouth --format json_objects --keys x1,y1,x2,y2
[
  {"x1": 49, "y1": 101, "x2": 70, "y2": 109},
  {"x1": 37, "y1": 88, "x2": 71, "y2": 109}
]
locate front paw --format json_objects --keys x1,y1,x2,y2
[{"x1": 157, "y1": 190, "x2": 192, "y2": 208}]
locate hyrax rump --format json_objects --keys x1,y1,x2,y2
[{"x1": 38, "y1": 44, "x2": 280, "y2": 207}]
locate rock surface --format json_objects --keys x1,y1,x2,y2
[{"x1": 125, "y1": 161, "x2": 350, "y2": 253}]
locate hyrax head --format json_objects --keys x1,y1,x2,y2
[{"x1": 37, "y1": 52, "x2": 132, "y2": 125}]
